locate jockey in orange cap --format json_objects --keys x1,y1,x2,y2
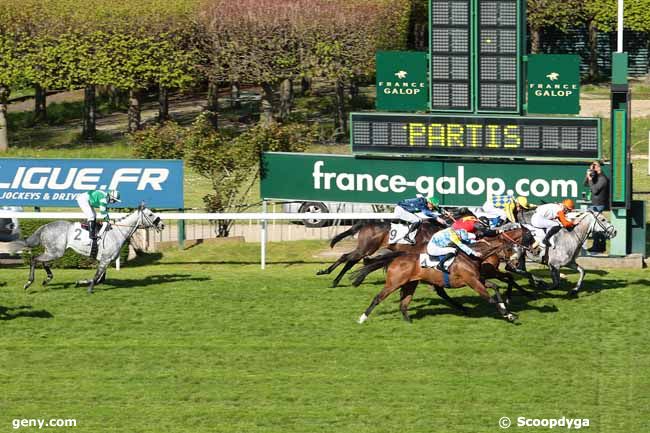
[{"x1": 531, "y1": 199, "x2": 575, "y2": 248}]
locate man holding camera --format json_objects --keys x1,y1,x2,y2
[{"x1": 584, "y1": 161, "x2": 610, "y2": 253}]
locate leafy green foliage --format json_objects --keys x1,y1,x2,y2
[{"x1": 129, "y1": 121, "x2": 188, "y2": 160}]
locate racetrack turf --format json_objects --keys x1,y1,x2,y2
[{"x1": 1, "y1": 241, "x2": 648, "y2": 433}]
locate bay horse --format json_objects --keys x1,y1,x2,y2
[
  {"x1": 317, "y1": 207, "x2": 472, "y2": 287},
  {"x1": 351, "y1": 226, "x2": 534, "y2": 323},
  {"x1": 316, "y1": 219, "x2": 444, "y2": 287}
]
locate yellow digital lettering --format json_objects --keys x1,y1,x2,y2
[
  {"x1": 487, "y1": 125, "x2": 500, "y2": 148},
  {"x1": 428, "y1": 123, "x2": 446, "y2": 146},
  {"x1": 503, "y1": 125, "x2": 521, "y2": 148},
  {"x1": 446, "y1": 124, "x2": 464, "y2": 147},
  {"x1": 408, "y1": 123, "x2": 426, "y2": 146},
  {"x1": 465, "y1": 124, "x2": 482, "y2": 147}
]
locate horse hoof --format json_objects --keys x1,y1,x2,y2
[
  {"x1": 357, "y1": 313, "x2": 368, "y2": 324},
  {"x1": 316, "y1": 270, "x2": 326, "y2": 275},
  {"x1": 23, "y1": 282, "x2": 32, "y2": 290},
  {"x1": 42, "y1": 279, "x2": 51, "y2": 286},
  {"x1": 505, "y1": 313, "x2": 517, "y2": 322},
  {"x1": 568, "y1": 289, "x2": 579, "y2": 297}
]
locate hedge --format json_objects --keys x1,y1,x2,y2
[{"x1": 20, "y1": 219, "x2": 129, "y2": 268}]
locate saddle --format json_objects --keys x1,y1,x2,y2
[
  {"x1": 419, "y1": 253, "x2": 455, "y2": 271},
  {"x1": 80, "y1": 221, "x2": 104, "y2": 232}
]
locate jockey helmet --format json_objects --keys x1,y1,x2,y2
[
  {"x1": 426, "y1": 196, "x2": 439, "y2": 207},
  {"x1": 562, "y1": 198, "x2": 575, "y2": 210},
  {"x1": 108, "y1": 189, "x2": 121, "y2": 203},
  {"x1": 516, "y1": 196, "x2": 530, "y2": 209}
]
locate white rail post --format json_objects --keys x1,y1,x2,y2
[
  {"x1": 617, "y1": 0, "x2": 624, "y2": 53},
  {"x1": 260, "y1": 200, "x2": 267, "y2": 269}
]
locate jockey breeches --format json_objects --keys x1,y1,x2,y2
[
  {"x1": 531, "y1": 213, "x2": 560, "y2": 231},
  {"x1": 427, "y1": 243, "x2": 456, "y2": 256},
  {"x1": 76, "y1": 194, "x2": 96, "y2": 221},
  {"x1": 481, "y1": 201, "x2": 507, "y2": 220},
  {"x1": 393, "y1": 206, "x2": 421, "y2": 224}
]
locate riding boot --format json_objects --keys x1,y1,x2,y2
[
  {"x1": 543, "y1": 225, "x2": 562, "y2": 248},
  {"x1": 436, "y1": 253, "x2": 455, "y2": 272},
  {"x1": 404, "y1": 220, "x2": 421, "y2": 244},
  {"x1": 89, "y1": 220, "x2": 98, "y2": 240}
]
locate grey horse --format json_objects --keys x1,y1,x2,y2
[
  {"x1": 518, "y1": 210, "x2": 616, "y2": 295},
  {"x1": 22, "y1": 204, "x2": 164, "y2": 294}
]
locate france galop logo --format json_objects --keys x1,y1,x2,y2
[
  {"x1": 546, "y1": 72, "x2": 560, "y2": 81},
  {"x1": 395, "y1": 70, "x2": 408, "y2": 79}
]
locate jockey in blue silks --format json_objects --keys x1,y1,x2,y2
[
  {"x1": 393, "y1": 195, "x2": 447, "y2": 244},
  {"x1": 426, "y1": 227, "x2": 482, "y2": 272}
]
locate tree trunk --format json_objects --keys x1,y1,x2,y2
[
  {"x1": 205, "y1": 80, "x2": 219, "y2": 129},
  {"x1": 300, "y1": 76, "x2": 311, "y2": 96},
  {"x1": 82, "y1": 85, "x2": 97, "y2": 142},
  {"x1": 34, "y1": 84, "x2": 47, "y2": 123},
  {"x1": 0, "y1": 86, "x2": 9, "y2": 152},
  {"x1": 348, "y1": 78, "x2": 359, "y2": 100},
  {"x1": 128, "y1": 88, "x2": 142, "y2": 132},
  {"x1": 587, "y1": 20, "x2": 599, "y2": 81},
  {"x1": 334, "y1": 78, "x2": 347, "y2": 142},
  {"x1": 158, "y1": 85, "x2": 169, "y2": 123},
  {"x1": 230, "y1": 81, "x2": 241, "y2": 109},
  {"x1": 530, "y1": 28, "x2": 541, "y2": 54},
  {"x1": 260, "y1": 82, "x2": 276, "y2": 125},
  {"x1": 279, "y1": 78, "x2": 293, "y2": 122}
]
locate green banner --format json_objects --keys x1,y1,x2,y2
[
  {"x1": 376, "y1": 51, "x2": 428, "y2": 112},
  {"x1": 261, "y1": 153, "x2": 591, "y2": 206},
  {"x1": 527, "y1": 54, "x2": 580, "y2": 115}
]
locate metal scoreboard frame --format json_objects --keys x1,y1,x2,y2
[{"x1": 429, "y1": 0, "x2": 525, "y2": 114}]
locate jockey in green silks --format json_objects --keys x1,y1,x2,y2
[{"x1": 76, "y1": 190, "x2": 121, "y2": 239}]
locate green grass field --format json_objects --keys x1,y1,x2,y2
[{"x1": 1, "y1": 241, "x2": 648, "y2": 433}]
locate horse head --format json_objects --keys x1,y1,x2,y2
[
  {"x1": 589, "y1": 210, "x2": 617, "y2": 239},
  {"x1": 140, "y1": 207, "x2": 165, "y2": 232}
]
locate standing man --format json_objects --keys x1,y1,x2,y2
[{"x1": 584, "y1": 161, "x2": 610, "y2": 253}]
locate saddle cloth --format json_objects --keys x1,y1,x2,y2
[
  {"x1": 388, "y1": 222, "x2": 417, "y2": 245},
  {"x1": 419, "y1": 253, "x2": 455, "y2": 271}
]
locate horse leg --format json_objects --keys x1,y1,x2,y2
[
  {"x1": 316, "y1": 253, "x2": 348, "y2": 275},
  {"x1": 358, "y1": 272, "x2": 408, "y2": 324},
  {"x1": 466, "y1": 277, "x2": 516, "y2": 322},
  {"x1": 566, "y1": 262, "x2": 586, "y2": 296},
  {"x1": 87, "y1": 262, "x2": 109, "y2": 294},
  {"x1": 399, "y1": 281, "x2": 418, "y2": 323},
  {"x1": 548, "y1": 265, "x2": 561, "y2": 290},
  {"x1": 25, "y1": 251, "x2": 60, "y2": 290},
  {"x1": 332, "y1": 259, "x2": 359, "y2": 288},
  {"x1": 42, "y1": 263, "x2": 54, "y2": 286},
  {"x1": 491, "y1": 286, "x2": 518, "y2": 322},
  {"x1": 434, "y1": 286, "x2": 468, "y2": 315},
  {"x1": 24, "y1": 257, "x2": 38, "y2": 290}
]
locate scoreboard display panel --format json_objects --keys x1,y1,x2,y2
[
  {"x1": 350, "y1": 113, "x2": 600, "y2": 159},
  {"x1": 477, "y1": 0, "x2": 520, "y2": 112},
  {"x1": 430, "y1": 0, "x2": 472, "y2": 110},
  {"x1": 429, "y1": 0, "x2": 523, "y2": 113}
]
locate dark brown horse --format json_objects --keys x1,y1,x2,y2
[
  {"x1": 316, "y1": 219, "x2": 444, "y2": 287},
  {"x1": 352, "y1": 226, "x2": 534, "y2": 323}
]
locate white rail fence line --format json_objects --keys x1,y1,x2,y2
[{"x1": 0, "y1": 211, "x2": 394, "y2": 269}]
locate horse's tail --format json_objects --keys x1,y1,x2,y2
[
  {"x1": 350, "y1": 250, "x2": 407, "y2": 287},
  {"x1": 330, "y1": 220, "x2": 367, "y2": 248},
  {"x1": 24, "y1": 226, "x2": 45, "y2": 248}
]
